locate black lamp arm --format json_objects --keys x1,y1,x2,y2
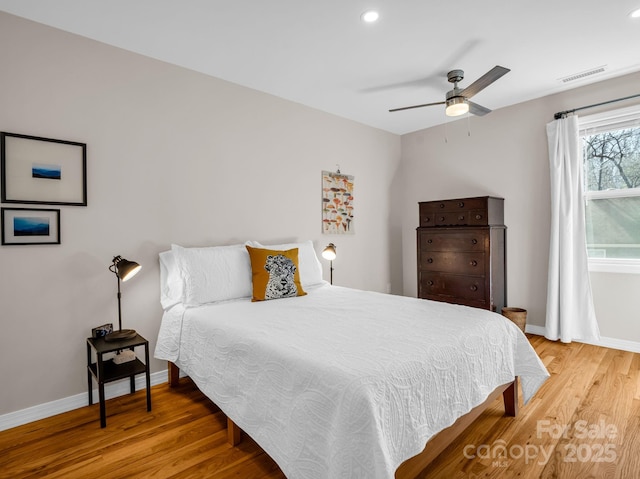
[{"x1": 110, "y1": 256, "x2": 124, "y2": 331}]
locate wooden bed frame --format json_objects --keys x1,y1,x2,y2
[{"x1": 168, "y1": 362, "x2": 518, "y2": 477}]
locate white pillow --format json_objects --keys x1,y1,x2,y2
[
  {"x1": 159, "y1": 250, "x2": 183, "y2": 310},
  {"x1": 247, "y1": 240, "x2": 324, "y2": 288},
  {"x1": 171, "y1": 243, "x2": 253, "y2": 306}
]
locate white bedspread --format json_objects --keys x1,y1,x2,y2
[{"x1": 155, "y1": 284, "x2": 549, "y2": 479}]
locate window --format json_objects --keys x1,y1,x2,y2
[{"x1": 580, "y1": 105, "x2": 640, "y2": 273}]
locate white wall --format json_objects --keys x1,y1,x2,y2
[
  {"x1": 0, "y1": 13, "x2": 400, "y2": 416},
  {"x1": 394, "y1": 71, "x2": 640, "y2": 343}
]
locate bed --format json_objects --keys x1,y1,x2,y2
[{"x1": 155, "y1": 241, "x2": 549, "y2": 479}]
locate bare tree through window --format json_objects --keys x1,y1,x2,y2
[
  {"x1": 582, "y1": 125, "x2": 640, "y2": 260},
  {"x1": 584, "y1": 128, "x2": 640, "y2": 191}
]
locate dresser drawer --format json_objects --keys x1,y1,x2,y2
[
  {"x1": 421, "y1": 197, "x2": 488, "y2": 213},
  {"x1": 468, "y1": 209, "x2": 491, "y2": 225},
  {"x1": 418, "y1": 272, "x2": 486, "y2": 303},
  {"x1": 419, "y1": 196, "x2": 503, "y2": 227},
  {"x1": 419, "y1": 251, "x2": 486, "y2": 275},
  {"x1": 421, "y1": 210, "x2": 472, "y2": 226},
  {"x1": 433, "y1": 211, "x2": 471, "y2": 226},
  {"x1": 419, "y1": 229, "x2": 487, "y2": 252}
]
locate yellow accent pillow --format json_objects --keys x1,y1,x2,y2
[{"x1": 246, "y1": 246, "x2": 307, "y2": 302}]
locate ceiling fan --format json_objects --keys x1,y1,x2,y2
[{"x1": 389, "y1": 65, "x2": 510, "y2": 117}]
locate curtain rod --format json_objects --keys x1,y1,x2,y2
[{"x1": 554, "y1": 92, "x2": 640, "y2": 120}]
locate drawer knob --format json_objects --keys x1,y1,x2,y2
[
  {"x1": 439, "y1": 203, "x2": 445, "y2": 208},
  {"x1": 427, "y1": 239, "x2": 433, "y2": 244},
  {"x1": 470, "y1": 260, "x2": 478, "y2": 267},
  {"x1": 458, "y1": 202, "x2": 465, "y2": 208},
  {"x1": 427, "y1": 258, "x2": 434, "y2": 263},
  {"x1": 439, "y1": 216, "x2": 445, "y2": 221},
  {"x1": 471, "y1": 239, "x2": 478, "y2": 245},
  {"x1": 470, "y1": 285, "x2": 478, "y2": 291},
  {"x1": 475, "y1": 214, "x2": 482, "y2": 220},
  {"x1": 427, "y1": 280, "x2": 434, "y2": 286},
  {"x1": 424, "y1": 217, "x2": 430, "y2": 222},
  {"x1": 458, "y1": 215, "x2": 464, "y2": 221}
]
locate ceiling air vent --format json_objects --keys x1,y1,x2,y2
[{"x1": 559, "y1": 66, "x2": 606, "y2": 83}]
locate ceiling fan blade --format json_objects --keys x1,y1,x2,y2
[
  {"x1": 460, "y1": 65, "x2": 510, "y2": 99},
  {"x1": 468, "y1": 101, "x2": 492, "y2": 116},
  {"x1": 389, "y1": 101, "x2": 445, "y2": 112}
]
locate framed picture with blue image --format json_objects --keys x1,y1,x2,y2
[
  {"x1": 1, "y1": 208, "x2": 60, "y2": 245},
  {"x1": 1, "y1": 132, "x2": 87, "y2": 206}
]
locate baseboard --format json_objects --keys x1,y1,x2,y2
[
  {"x1": 525, "y1": 324, "x2": 640, "y2": 354},
  {"x1": 0, "y1": 369, "x2": 168, "y2": 432}
]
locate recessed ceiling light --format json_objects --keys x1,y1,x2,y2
[
  {"x1": 361, "y1": 10, "x2": 380, "y2": 23},
  {"x1": 630, "y1": 7, "x2": 640, "y2": 18}
]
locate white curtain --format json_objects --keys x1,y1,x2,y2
[{"x1": 545, "y1": 115, "x2": 600, "y2": 343}]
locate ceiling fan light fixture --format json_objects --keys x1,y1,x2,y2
[
  {"x1": 445, "y1": 97, "x2": 469, "y2": 117},
  {"x1": 361, "y1": 10, "x2": 380, "y2": 23}
]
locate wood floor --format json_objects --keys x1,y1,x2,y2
[{"x1": 1, "y1": 335, "x2": 639, "y2": 478}]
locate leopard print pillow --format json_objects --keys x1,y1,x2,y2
[{"x1": 246, "y1": 246, "x2": 307, "y2": 301}]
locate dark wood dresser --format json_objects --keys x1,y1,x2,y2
[{"x1": 417, "y1": 196, "x2": 506, "y2": 311}]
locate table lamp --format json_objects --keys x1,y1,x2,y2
[
  {"x1": 105, "y1": 255, "x2": 141, "y2": 341},
  {"x1": 322, "y1": 243, "x2": 337, "y2": 285}
]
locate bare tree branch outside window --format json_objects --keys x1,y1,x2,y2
[
  {"x1": 582, "y1": 126, "x2": 640, "y2": 260},
  {"x1": 584, "y1": 128, "x2": 640, "y2": 191}
]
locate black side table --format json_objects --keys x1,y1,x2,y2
[{"x1": 86, "y1": 333, "x2": 151, "y2": 427}]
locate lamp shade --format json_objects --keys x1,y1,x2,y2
[
  {"x1": 115, "y1": 258, "x2": 141, "y2": 281},
  {"x1": 322, "y1": 243, "x2": 337, "y2": 261}
]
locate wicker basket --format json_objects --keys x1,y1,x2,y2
[{"x1": 501, "y1": 307, "x2": 527, "y2": 333}]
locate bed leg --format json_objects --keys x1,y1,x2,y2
[
  {"x1": 503, "y1": 377, "x2": 519, "y2": 417},
  {"x1": 168, "y1": 361, "x2": 180, "y2": 387},
  {"x1": 227, "y1": 417, "x2": 242, "y2": 446}
]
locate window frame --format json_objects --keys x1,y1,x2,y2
[{"x1": 579, "y1": 104, "x2": 640, "y2": 274}]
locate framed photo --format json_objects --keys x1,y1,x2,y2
[
  {"x1": 92, "y1": 323, "x2": 113, "y2": 338},
  {"x1": 1, "y1": 132, "x2": 87, "y2": 206},
  {"x1": 1, "y1": 208, "x2": 60, "y2": 245}
]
